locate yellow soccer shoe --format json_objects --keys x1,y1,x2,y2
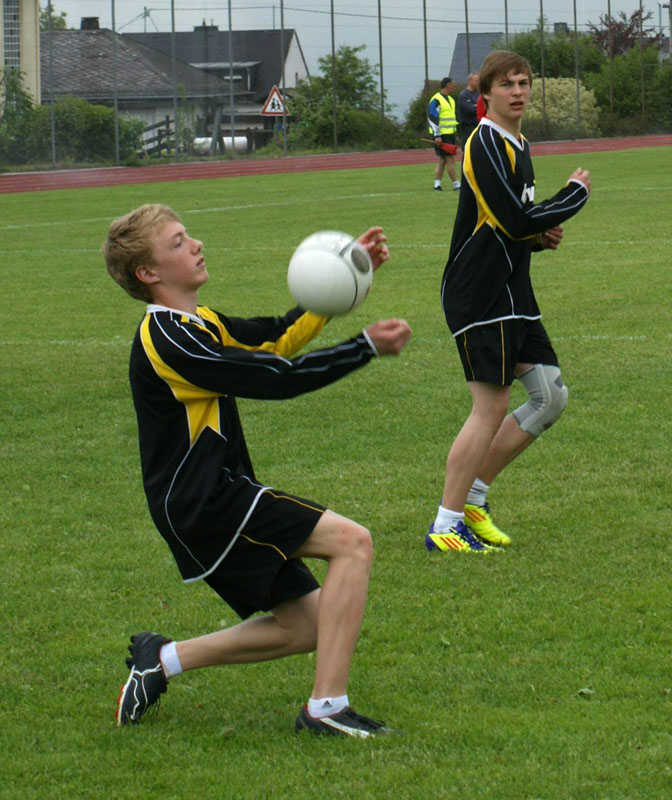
[
  {"x1": 425, "y1": 520, "x2": 492, "y2": 553},
  {"x1": 464, "y1": 503, "x2": 512, "y2": 547}
]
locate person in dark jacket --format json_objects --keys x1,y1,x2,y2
[{"x1": 457, "y1": 71, "x2": 480, "y2": 144}]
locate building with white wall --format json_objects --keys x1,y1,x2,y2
[{"x1": 1, "y1": 0, "x2": 40, "y2": 102}]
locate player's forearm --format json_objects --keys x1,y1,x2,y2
[{"x1": 218, "y1": 335, "x2": 376, "y2": 400}]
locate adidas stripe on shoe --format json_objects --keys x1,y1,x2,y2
[
  {"x1": 295, "y1": 705, "x2": 393, "y2": 737},
  {"x1": 425, "y1": 519, "x2": 492, "y2": 553},
  {"x1": 464, "y1": 503, "x2": 512, "y2": 546}
]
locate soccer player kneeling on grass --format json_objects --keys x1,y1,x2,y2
[
  {"x1": 103, "y1": 204, "x2": 411, "y2": 737},
  {"x1": 426, "y1": 50, "x2": 591, "y2": 554}
]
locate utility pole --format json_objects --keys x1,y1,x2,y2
[
  {"x1": 280, "y1": 0, "x2": 287, "y2": 156},
  {"x1": 422, "y1": 1, "x2": 429, "y2": 111},
  {"x1": 377, "y1": 0, "x2": 385, "y2": 126},
  {"x1": 111, "y1": 0, "x2": 120, "y2": 163},
  {"x1": 330, "y1": 0, "x2": 338, "y2": 151}
]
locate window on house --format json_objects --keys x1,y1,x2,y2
[{"x1": 3, "y1": 0, "x2": 21, "y2": 69}]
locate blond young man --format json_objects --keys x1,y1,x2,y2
[
  {"x1": 104, "y1": 204, "x2": 411, "y2": 736},
  {"x1": 427, "y1": 51, "x2": 591, "y2": 553}
]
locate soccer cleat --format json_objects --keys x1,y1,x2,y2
[
  {"x1": 116, "y1": 631, "x2": 171, "y2": 726},
  {"x1": 433, "y1": 185, "x2": 443, "y2": 191},
  {"x1": 295, "y1": 705, "x2": 393, "y2": 738},
  {"x1": 464, "y1": 503, "x2": 512, "y2": 547},
  {"x1": 425, "y1": 520, "x2": 491, "y2": 553},
  {"x1": 453, "y1": 181, "x2": 461, "y2": 190}
]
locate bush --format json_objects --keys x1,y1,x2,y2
[
  {"x1": 23, "y1": 97, "x2": 144, "y2": 163},
  {"x1": 524, "y1": 77, "x2": 601, "y2": 140},
  {"x1": 0, "y1": 83, "x2": 144, "y2": 166},
  {"x1": 338, "y1": 109, "x2": 408, "y2": 149},
  {"x1": 287, "y1": 100, "x2": 406, "y2": 151}
]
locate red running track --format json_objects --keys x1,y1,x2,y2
[{"x1": 1, "y1": 134, "x2": 670, "y2": 195}]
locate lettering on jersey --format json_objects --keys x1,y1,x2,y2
[{"x1": 521, "y1": 183, "x2": 535, "y2": 203}]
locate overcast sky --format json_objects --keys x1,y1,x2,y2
[{"x1": 48, "y1": 1, "x2": 665, "y2": 117}]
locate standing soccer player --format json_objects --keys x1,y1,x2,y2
[
  {"x1": 428, "y1": 77, "x2": 461, "y2": 192},
  {"x1": 426, "y1": 51, "x2": 591, "y2": 553},
  {"x1": 103, "y1": 204, "x2": 411, "y2": 736}
]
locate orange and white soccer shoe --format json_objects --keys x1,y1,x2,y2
[{"x1": 464, "y1": 503, "x2": 512, "y2": 547}]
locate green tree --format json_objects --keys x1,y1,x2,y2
[
  {"x1": 0, "y1": 68, "x2": 35, "y2": 164},
  {"x1": 316, "y1": 44, "x2": 381, "y2": 110},
  {"x1": 587, "y1": 9, "x2": 663, "y2": 55},
  {"x1": 584, "y1": 46, "x2": 672, "y2": 134},
  {"x1": 288, "y1": 44, "x2": 405, "y2": 150},
  {"x1": 39, "y1": 5, "x2": 68, "y2": 31},
  {"x1": 500, "y1": 23, "x2": 605, "y2": 78}
]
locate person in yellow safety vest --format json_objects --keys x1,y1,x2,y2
[{"x1": 428, "y1": 77, "x2": 461, "y2": 192}]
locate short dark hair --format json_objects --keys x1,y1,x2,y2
[
  {"x1": 440, "y1": 77, "x2": 453, "y2": 88},
  {"x1": 479, "y1": 51, "x2": 533, "y2": 101}
]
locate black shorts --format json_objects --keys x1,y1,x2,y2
[
  {"x1": 455, "y1": 318, "x2": 559, "y2": 386},
  {"x1": 434, "y1": 133, "x2": 457, "y2": 157},
  {"x1": 203, "y1": 489, "x2": 324, "y2": 619}
]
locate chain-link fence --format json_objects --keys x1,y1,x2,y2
[{"x1": 2, "y1": 1, "x2": 670, "y2": 167}]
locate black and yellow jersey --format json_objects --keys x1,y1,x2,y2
[
  {"x1": 441, "y1": 117, "x2": 589, "y2": 337},
  {"x1": 129, "y1": 303, "x2": 376, "y2": 581}
]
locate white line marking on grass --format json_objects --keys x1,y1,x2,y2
[
  {"x1": 1, "y1": 237, "x2": 670, "y2": 255},
  {"x1": 0, "y1": 338, "x2": 132, "y2": 347},
  {"x1": 0, "y1": 193, "x2": 397, "y2": 232},
  {"x1": 0, "y1": 333, "x2": 666, "y2": 349},
  {"x1": 553, "y1": 334, "x2": 648, "y2": 341}
]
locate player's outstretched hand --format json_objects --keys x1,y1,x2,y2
[
  {"x1": 569, "y1": 168, "x2": 591, "y2": 194},
  {"x1": 365, "y1": 318, "x2": 412, "y2": 356},
  {"x1": 541, "y1": 225, "x2": 564, "y2": 250},
  {"x1": 357, "y1": 227, "x2": 390, "y2": 271}
]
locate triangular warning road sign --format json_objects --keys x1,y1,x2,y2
[{"x1": 261, "y1": 85, "x2": 289, "y2": 116}]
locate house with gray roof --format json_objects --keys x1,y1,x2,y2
[
  {"x1": 125, "y1": 24, "x2": 309, "y2": 105},
  {"x1": 39, "y1": 21, "x2": 309, "y2": 152},
  {"x1": 40, "y1": 28, "x2": 231, "y2": 117},
  {"x1": 449, "y1": 32, "x2": 504, "y2": 84}
]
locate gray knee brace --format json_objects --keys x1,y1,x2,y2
[{"x1": 512, "y1": 364, "x2": 568, "y2": 437}]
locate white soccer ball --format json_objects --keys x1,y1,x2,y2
[{"x1": 287, "y1": 230, "x2": 373, "y2": 316}]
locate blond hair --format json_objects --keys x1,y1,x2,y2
[
  {"x1": 102, "y1": 204, "x2": 180, "y2": 302},
  {"x1": 479, "y1": 51, "x2": 533, "y2": 108}
]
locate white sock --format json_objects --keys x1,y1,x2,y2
[
  {"x1": 433, "y1": 506, "x2": 464, "y2": 533},
  {"x1": 307, "y1": 695, "x2": 349, "y2": 718},
  {"x1": 159, "y1": 641, "x2": 183, "y2": 679},
  {"x1": 434, "y1": 179, "x2": 441, "y2": 187},
  {"x1": 466, "y1": 478, "x2": 489, "y2": 507}
]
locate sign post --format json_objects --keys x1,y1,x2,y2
[{"x1": 261, "y1": 85, "x2": 290, "y2": 150}]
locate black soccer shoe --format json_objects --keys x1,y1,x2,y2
[
  {"x1": 116, "y1": 631, "x2": 171, "y2": 726},
  {"x1": 295, "y1": 705, "x2": 393, "y2": 738}
]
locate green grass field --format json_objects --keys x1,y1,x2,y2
[{"x1": 1, "y1": 148, "x2": 671, "y2": 799}]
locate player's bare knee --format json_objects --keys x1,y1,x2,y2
[
  {"x1": 342, "y1": 521, "x2": 373, "y2": 568},
  {"x1": 512, "y1": 364, "x2": 568, "y2": 437}
]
